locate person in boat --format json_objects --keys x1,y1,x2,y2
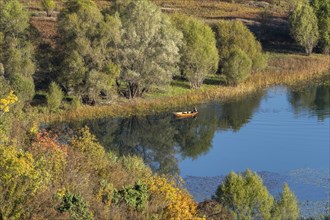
[{"x1": 192, "y1": 107, "x2": 197, "y2": 113}]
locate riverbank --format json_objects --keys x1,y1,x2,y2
[{"x1": 43, "y1": 53, "x2": 329, "y2": 123}]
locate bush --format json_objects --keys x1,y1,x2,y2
[
  {"x1": 120, "y1": 155, "x2": 152, "y2": 179},
  {"x1": 10, "y1": 74, "x2": 35, "y2": 103},
  {"x1": 0, "y1": 145, "x2": 44, "y2": 219},
  {"x1": 47, "y1": 82, "x2": 63, "y2": 112},
  {"x1": 222, "y1": 48, "x2": 252, "y2": 85},
  {"x1": 146, "y1": 175, "x2": 199, "y2": 219},
  {"x1": 29, "y1": 131, "x2": 67, "y2": 183},
  {"x1": 213, "y1": 20, "x2": 266, "y2": 73},
  {"x1": 69, "y1": 127, "x2": 107, "y2": 171},
  {"x1": 57, "y1": 191, "x2": 94, "y2": 220},
  {"x1": 112, "y1": 181, "x2": 148, "y2": 211},
  {"x1": 197, "y1": 200, "x2": 233, "y2": 220}
]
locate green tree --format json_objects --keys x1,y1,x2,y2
[
  {"x1": 117, "y1": 0, "x2": 182, "y2": 98},
  {"x1": 215, "y1": 170, "x2": 274, "y2": 220},
  {"x1": 222, "y1": 48, "x2": 252, "y2": 86},
  {"x1": 0, "y1": 0, "x2": 35, "y2": 102},
  {"x1": 273, "y1": 183, "x2": 299, "y2": 220},
  {"x1": 41, "y1": 0, "x2": 56, "y2": 17},
  {"x1": 290, "y1": 1, "x2": 319, "y2": 55},
  {"x1": 213, "y1": 20, "x2": 266, "y2": 73},
  {"x1": 311, "y1": 0, "x2": 330, "y2": 53},
  {"x1": 171, "y1": 14, "x2": 218, "y2": 89},
  {"x1": 58, "y1": 0, "x2": 121, "y2": 103},
  {"x1": 47, "y1": 82, "x2": 63, "y2": 112}
]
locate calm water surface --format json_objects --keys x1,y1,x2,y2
[
  {"x1": 52, "y1": 83, "x2": 330, "y2": 217},
  {"x1": 181, "y1": 86, "x2": 329, "y2": 176}
]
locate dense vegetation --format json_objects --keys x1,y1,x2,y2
[
  {"x1": 1, "y1": 0, "x2": 329, "y2": 106},
  {"x1": 215, "y1": 170, "x2": 299, "y2": 220},
  {"x1": 0, "y1": 0, "x2": 329, "y2": 219}
]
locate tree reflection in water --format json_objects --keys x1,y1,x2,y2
[
  {"x1": 288, "y1": 83, "x2": 330, "y2": 121},
  {"x1": 50, "y1": 83, "x2": 329, "y2": 176}
]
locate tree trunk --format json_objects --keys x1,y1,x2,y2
[{"x1": 305, "y1": 46, "x2": 312, "y2": 56}]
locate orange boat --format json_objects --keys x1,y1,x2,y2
[{"x1": 173, "y1": 111, "x2": 198, "y2": 118}]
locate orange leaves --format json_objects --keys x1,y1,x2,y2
[
  {"x1": 30, "y1": 131, "x2": 68, "y2": 183},
  {"x1": 31, "y1": 131, "x2": 67, "y2": 154}
]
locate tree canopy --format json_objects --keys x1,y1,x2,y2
[
  {"x1": 222, "y1": 48, "x2": 252, "y2": 86},
  {"x1": 0, "y1": 0, "x2": 35, "y2": 102},
  {"x1": 290, "y1": 1, "x2": 319, "y2": 55},
  {"x1": 171, "y1": 13, "x2": 218, "y2": 89},
  {"x1": 215, "y1": 169, "x2": 274, "y2": 220},
  {"x1": 273, "y1": 183, "x2": 299, "y2": 220},
  {"x1": 116, "y1": 0, "x2": 182, "y2": 98},
  {"x1": 213, "y1": 20, "x2": 266, "y2": 72},
  {"x1": 57, "y1": 0, "x2": 121, "y2": 102},
  {"x1": 311, "y1": 0, "x2": 330, "y2": 53}
]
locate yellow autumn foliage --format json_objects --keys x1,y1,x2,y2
[
  {"x1": 145, "y1": 175, "x2": 205, "y2": 220},
  {"x1": 0, "y1": 91, "x2": 18, "y2": 113},
  {"x1": 0, "y1": 145, "x2": 44, "y2": 219}
]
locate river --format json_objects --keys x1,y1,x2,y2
[{"x1": 51, "y1": 81, "x2": 330, "y2": 218}]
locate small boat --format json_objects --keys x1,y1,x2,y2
[{"x1": 173, "y1": 111, "x2": 198, "y2": 118}]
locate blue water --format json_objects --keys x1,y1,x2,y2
[
  {"x1": 180, "y1": 87, "x2": 330, "y2": 177},
  {"x1": 52, "y1": 84, "x2": 330, "y2": 217}
]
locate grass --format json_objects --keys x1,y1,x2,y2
[
  {"x1": 152, "y1": 0, "x2": 288, "y2": 21},
  {"x1": 42, "y1": 53, "x2": 330, "y2": 123},
  {"x1": 20, "y1": 0, "x2": 329, "y2": 123}
]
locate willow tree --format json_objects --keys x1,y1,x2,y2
[
  {"x1": 171, "y1": 14, "x2": 218, "y2": 89},
  {"x1": 117, "y1": 0, "x2": 182, "y2": 98},
  {"x1": 290, "y1": 1, "x2": 319, "y2": 55},
  {"x1": 57, "y1": 0, "x2": 121, "y2": 103},
  {"x1": 0, "y1": 0, "x2": 35, "y2": 102}
]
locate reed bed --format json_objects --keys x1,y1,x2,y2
[{"x1": 43, "y1": 53, "x2": 329, "y2": 123}]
